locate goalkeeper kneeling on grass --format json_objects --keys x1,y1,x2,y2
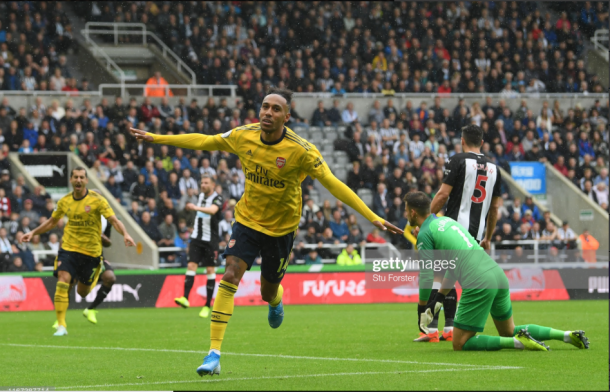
[{"x1": 406, "y1": 191, "x2": 590, "y2": 351}]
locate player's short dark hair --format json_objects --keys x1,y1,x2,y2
[
  {"x1": 201, "y1": 173, "x2": 216, "y2": 183},
  {"x1": 265, "y1": 87, "x2": 293, "y2": 110},
  {"x1": 461, "y1": 124, "x2": 484, "y2": 147},
  {"x1": 71, "y1": 166, "x2": 88, "y2": 178},
  {"x1": 403, "y1": 191, "x2": 431, "y2": 216}
]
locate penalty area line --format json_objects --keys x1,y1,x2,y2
[
  {"x1": 3, "y1": 343, "x2": 522, "y2": 370},
  {"x1": 58, "y1": 368, "x2": 515, "y2": 390}
]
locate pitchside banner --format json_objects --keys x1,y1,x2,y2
[{"x1": 1, "y1": 267, "x2": 607, "y2": 311}]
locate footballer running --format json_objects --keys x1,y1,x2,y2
[
  {"x1": 130, "y1": 87, "x2": 403, "y2": 376},
  {"x1": 23, "y1": 167, "x2": 135, "y2": 336}
]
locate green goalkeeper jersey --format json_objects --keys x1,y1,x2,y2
[{"x1": 417, "y1": 214, "x2": 500, "y2": 301}]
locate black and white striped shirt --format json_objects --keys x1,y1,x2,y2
[
  {"x1": 443, "y1": 152, "x2": 502, "y2": 241},
  {"x1": 191, "y1": 191, "x2": 224, "y2": 247}
]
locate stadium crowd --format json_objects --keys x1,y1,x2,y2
[
  {"x1": 0, "y1": 2, "x2": 86, "y2": 92},
  {"x1": 0, "y1": 89, "x2": 606, "y2": 269},
  {"x1": 72, "y1": 1, "x2": 609, "y2": 95}
]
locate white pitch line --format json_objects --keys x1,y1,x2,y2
[
  {"x1": 2, "y1": 343, "x2": 522, "y2": 370},
  {"x1": 58, "y1": 368, "x2": 513, "y2": 390}
]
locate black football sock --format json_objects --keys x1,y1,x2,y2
[
  {"x1": 205, "y1": 274, "x2": 216, "y2": 307},
  {"x1": 184, "y1": 271, "x2": 196, "y2": 298},
  {"x1": 443, "y1": 288, "x2": 457, "y2": 331},
  {"x1": 88, "y1": 284, "x2": 111, "y2": 310}
]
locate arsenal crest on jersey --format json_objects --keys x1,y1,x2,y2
[
  {"x1": 229, "y1": 239, "x2": 236, "y2": 248},
  {"x1": 276, "y1": 157, "x2": 286, "y2": 169},
  {"x1": 84, "y1": 205, "x2": 91, "y2": 213}
]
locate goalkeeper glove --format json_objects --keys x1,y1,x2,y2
[
  {"x1": 417, "y1": 304, "x2": 427, "y2": 333},
  {"x1": 419, "y1": 292, "x2": 445, "y2": 334}
]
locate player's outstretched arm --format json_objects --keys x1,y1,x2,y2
[
  {"x1": 318, "y1": 173, "x2": 403, "y2": 235},
  {"x1": 107, "y1": 215, "x2": 136, "y2": 247},
  {"x1": 21, "y1": 217, "x2": 60, "y2": 242},
  {"x1": 129, "y1": 127, "x2": 225, "y2": 152}
]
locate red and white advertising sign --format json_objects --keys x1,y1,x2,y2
[
  {"x1": 0, "y1": 277, "x2": 54, "y2": 311},
  {"x1": 156, "y1": 269, "x2": 569, "y2": 308}
]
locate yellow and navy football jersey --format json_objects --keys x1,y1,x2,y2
[
  {"x1": 221, "y1": 123, "x2": 329, "y2": 236},
  {"x1": 52, "y1": 189, "x2": 115, "y2": 257},
  {"x1": 159, "y1": 123, "x2": 330, "y2": 236}
]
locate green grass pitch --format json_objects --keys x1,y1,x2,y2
[{"x1": 0, "y1": 300, "x2": 607, "y2": 390}]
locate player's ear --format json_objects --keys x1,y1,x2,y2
[{"x1": 284, "y1": 109, "x2": 291, "y2": 124}]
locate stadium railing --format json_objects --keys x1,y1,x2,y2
[
  {"x1": 489, "y1": 240, "x2": 608, "y2": 267},
  {"x1": 82, "y1": 22, "x2": 197, "y2": 85},
  {"x1": 591, "y1": 29, "x2": 609, "y2": 61},
  {"x1": 97, "y1": 83, "x2": 238, "y2": 97},
  {"x1": 81, "y1": 26, "x2": 127, "y2": 89}
]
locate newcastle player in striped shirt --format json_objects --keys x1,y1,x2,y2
[
  {"x1": 415, "y1": 124, "x2": 503, "y2": 343},
  {"x1": 174, "y1": 174, "x2": 224, "y2": 318}
]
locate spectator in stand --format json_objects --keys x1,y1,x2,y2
[
  {"x1": 558, "y1": 221, "x2": 578, "y2": 249},
  {"x1": 157, "y1": 214, "x2": 177, "y2": 248},
  {"x1": 366, "y1": 228, "x2": 386, "y2": 244},
  {"x1": 594, "y1": 182, "x2": 609, "y2": 207},
  {"x1": 139, "y1": 211, "x2": 161, "y2": 244},
  {"x1": 140, "y1": 97, "x2": 160, "y2": 125},
  {"x1": 145, "y1": 71, "x2": 173, "y2": 97},
  {"x1": 329, "y1": 210, "x2": 349, "y2": 243},
  {"x1": 522, "y1": 197, "x2": 542, "y2": 222},
  {"x1": 336, "y1": 244, "x2": 362, "y2": 266},
  {"x1": 305, "y1": 248, "x2": 323, "y2": 265},
  {"x1": 341, "y1": 102, "x2": 359, "y2": 125},
  {"x1": 311, "y1": 101, "x2": 331, "y2": 128},
  {"x1": 373, "y1": 182, "x2": 390, "y2": 219},
  {"x1": 578, "y1": 229, "x2": 599, "y2": 263}
]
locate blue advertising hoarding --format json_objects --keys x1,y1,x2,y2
[{"x1": 509, "y1": 162, "x2": 546, "y2": 194}]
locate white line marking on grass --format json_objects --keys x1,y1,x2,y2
[
  {"x1": 2, "y1": 343, "x2": 522, "y2": 370},
  {"x1": 58, "y1": 368, "x2": 515, "y2": 390}
]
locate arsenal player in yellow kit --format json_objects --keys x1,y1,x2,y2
[
  {"x1": 130, "y1": 88, "x2": 403, "y2": 376},
  {"x1": 22, "y1": 167, "x2": 135, "y2": 336}
]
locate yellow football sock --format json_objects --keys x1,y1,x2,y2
[
  {"x1": 210, "y1": 280, "x2": 238, "y2": 352},
  {"x1": 55, "y1": 282, "x2": 70, "y2": 327},
  {"x1": 268, "y1": 284, "x2": 283, "y2": 307}
]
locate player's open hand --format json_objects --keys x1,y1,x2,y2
[
  {"x1": 124, "y1": 234, "x2": 136, "y2": 247},
  {"x1": 185, "y1": 202, "x2": 195, "y2": 211},
  {"x1": 372, "y1": 220, "x2": 404, "y2": 235},
  {"x1": 129, "y1": 127, "x2": 154, "y2": 142},
  {"x1": 21, "y1": 232, "x2": 33, "y2": 243}
]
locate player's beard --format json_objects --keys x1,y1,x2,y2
[{"x1": 260, "y1": 117, "x2": 279, "y2": 132}]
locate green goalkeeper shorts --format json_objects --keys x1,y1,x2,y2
[{"x1": 454, "y1": 268, "x2": 513, "y2": 333}]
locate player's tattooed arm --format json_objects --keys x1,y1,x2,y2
[{"x1": 21, "y1": 216, "x2": 61, "y2": 242}]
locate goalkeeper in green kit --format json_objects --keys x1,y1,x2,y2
[{"x1": 405, "y1": 191, "x2": 590, "y2": 351}]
